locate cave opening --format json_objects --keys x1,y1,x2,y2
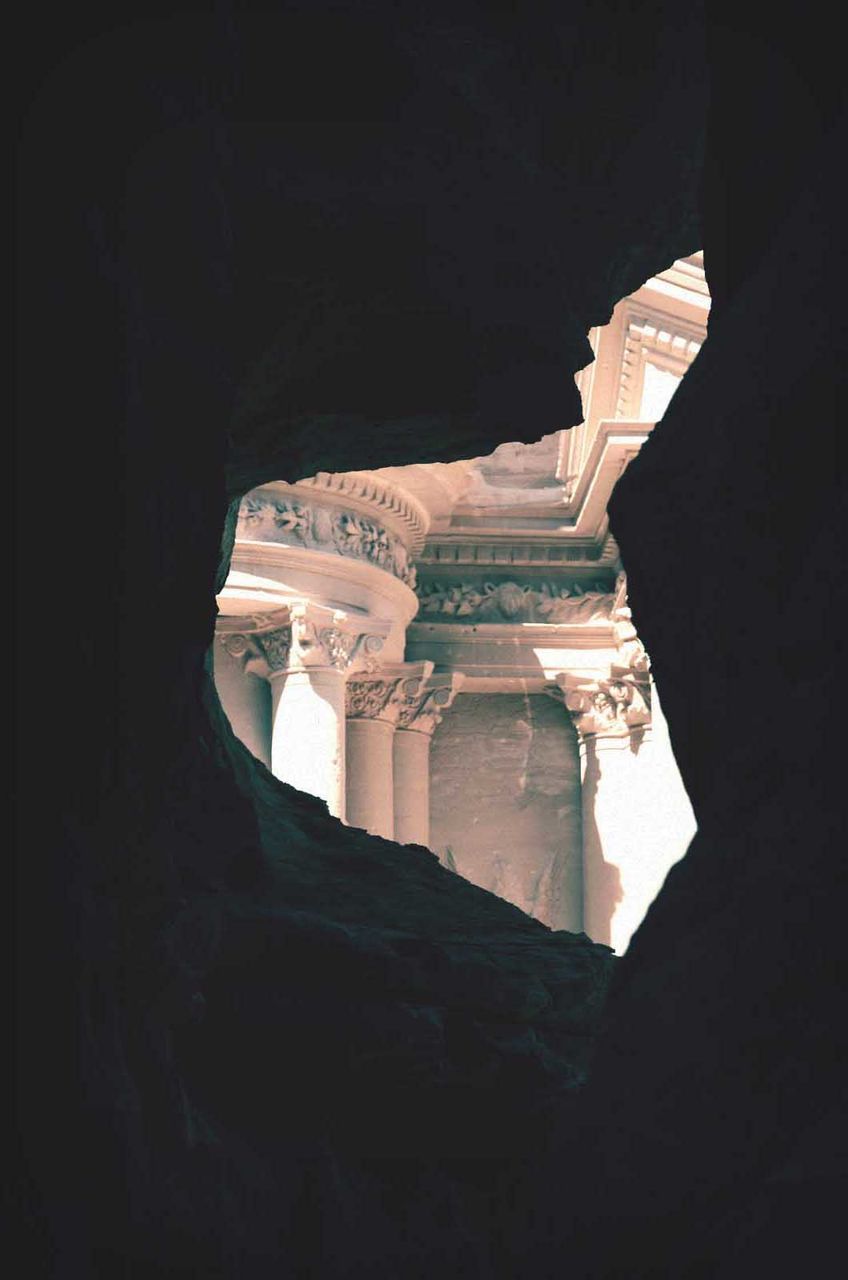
[
  {"x1": 212, "y1": 252, "x2": 707, "y2": 954},
  {"x1": 17, "y1": 0, "x2": 846, "y2": 1272}
]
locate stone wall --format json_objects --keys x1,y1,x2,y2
[{"x1": 430, "y1": 694, "x2": 583, "y2": 932}]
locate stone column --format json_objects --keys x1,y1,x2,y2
[
  {"x1": 223, "y1": 603, "x2": 388, "y2": 820},
  {"x1": 392, "y1": 674, "x2": 464, "y2": 847},
  {"x1": 344, "y1": 678, "x2": 401, "y2": 839},
  {"x1": 343, "y1": 663, "x2": 433, "y2": 840},
  {"x1": 551, "y1": 652, "x2": 695, "y2": 954},
  {"x1": 213, "y1": 629, "x2": 272, "y2": 768}
]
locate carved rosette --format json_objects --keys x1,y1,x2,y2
[
  {"x1": 237, "y1": 490, "x2": 417, "y2": 588},
  {"x1": 395, "y1": 674, "x2": 465, "y2": 736}
]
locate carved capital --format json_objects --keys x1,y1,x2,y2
[
  {"x1": 345, "y1": 676, "x2": 402, "y2": 722},
  {"x1": 216, "y1": 602, "x2": 389, "y2": 679},
  {"x1": 547, "y1": 669, "x2": 651, "y2": 739},
  {"x1": 395, "y1": 673, "x2": 465, "y2": 736},
  {"x1": 287, "y1": 602, "x2": 386, "y2": 674},
  {"x1": 254, "y1": 626, "x2": 292, "y2": 675},
  {"x1": 611, "y1": 573, "x2": 651, "y2": 673},
  {"x1": 217, "y1": 625, "x2": 289, "y2": 679}
]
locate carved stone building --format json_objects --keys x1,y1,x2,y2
[{"x1": 215, "y1": 253, "x2": 708, "y2": 952}]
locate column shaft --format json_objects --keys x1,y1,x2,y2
[
  {"x1": 393, "y1": 729, "x2": 431, "y2": 846},
  {"x1": 212, "y1": 639, "x2": 272, "y2": 767},
  {"x1": 345, "y1": 717, "x2": 396, "y2": 838},
  {"x1": 270, "y1": 668, "x2": 347, "y2": 819},
  {"x1": 579, "y1": 689, "x2": 696, "y2": 953}
]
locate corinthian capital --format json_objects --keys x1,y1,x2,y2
[
  {"x1": 216, "y1": 602, "x2": 390, "y2": 679},
  {"x1": 344, "y1": 661, "x2": 435, "y2": 724},
  {"x1": 548, "y1": 669, "x2": 651, "y2": 739},
  {"x1": 395, "y1": 673, "x2": 465, "y2": 736},
  {"x1": 287, "y1": 601, "x2": 388, "y2": 673},
  {"x1": 216, "y1": 613, "x2": 290, "y2": 678}
]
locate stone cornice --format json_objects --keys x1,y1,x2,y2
[
  {"x1": 272, "y1": 469, "x2": 430, "y2": 553},
  {"x1": 417, "y1": 540, "x2": 614, "y2": 568},
  {"x1": 415, "y1": 577, "x2": 616, "y2": 624},
  {"x1": 236, "y1": 488, "x2": 417, "y2": 587},
  {"x1": 616, "y1": 307, "x2": 704, "y2": 420}
]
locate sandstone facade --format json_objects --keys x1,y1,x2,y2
[{"x1": 214, "y1": 256, "x2": 706, "y2": 952}]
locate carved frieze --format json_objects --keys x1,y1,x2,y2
[
  {"x1": 297, "y1": 470, "x2": 429, "y2": 553},
  {"x1": 415, "y1": 578, "x2": 615, "y2": 624},
  {"x1": 237, "y1": 491, "x2": 417, "y2": 587}
]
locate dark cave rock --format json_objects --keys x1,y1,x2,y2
[{"x1": 15, "y1": 1, "x2": 845, "y2": 1275}]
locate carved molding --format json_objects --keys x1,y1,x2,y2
[
  {"x1": 237, "y1": 490, "x2": 417, "y2": 588},
  {"x1": 415, "y1": 578, "x2": 616, "y2": 624},
  {"x1": 617, "y1": 310, "x2": 703, "y2": 420},
  {"x1": 296, "y1": 470, "x2": 430, "y2": 553},
  {"x1": 419, "y1": 541, "x2": 609, "y2": 567}
]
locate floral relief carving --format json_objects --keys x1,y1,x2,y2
[
  {"x1": 255, "y1": 627, "x2": 292, "y2": 674},
  {"x1": 317, "y1": 627, "x2": 359, "y2": 671},
  {"x1": 236, "y1": 493, "x2": 417, "y2": 587},
  {"x1": 415, "y1": 579, "x2": 615, "y2": 623},
  {"x1": 345, "y1": 678, "x2": 400, "y2": 721}
]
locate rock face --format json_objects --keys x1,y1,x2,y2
[
  {"x1": 16, "y1": 2, "x2": 844, "y2": 1276},
  {"x1": 429, "y1": 693, "x2": 584, "y2": 932}
]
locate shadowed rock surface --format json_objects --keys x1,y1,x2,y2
[{"x1": 16, "y1": 2, "x2": 845, "y2": 1275}]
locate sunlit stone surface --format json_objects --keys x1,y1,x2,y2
[{"x1": 215, "y1": 255, "x2": 707, "y2": 952}]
